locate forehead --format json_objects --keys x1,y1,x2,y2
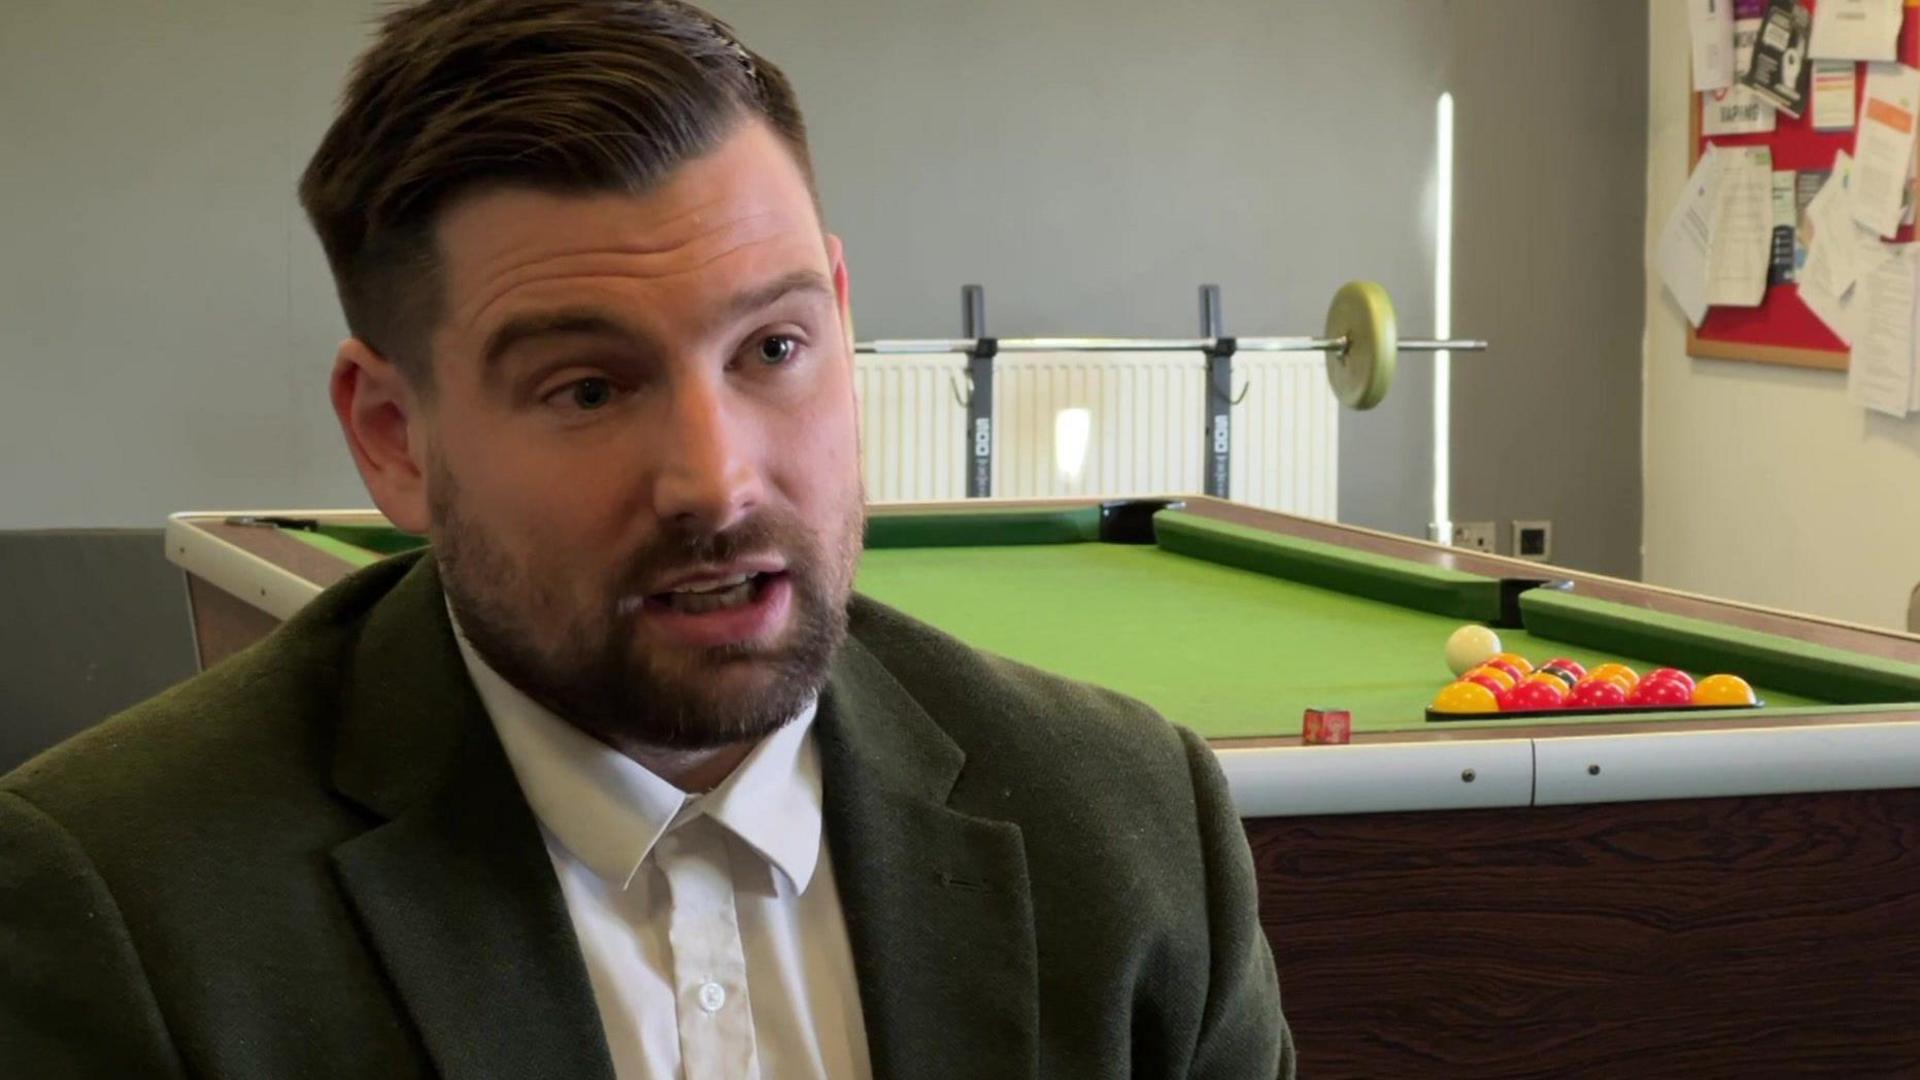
[{"x1": 431, "y1": 120, "x2": 825, "y2": 335}]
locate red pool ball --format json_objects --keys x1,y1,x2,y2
[
  {"x1": 1571, "y1": 679, "x2": 1629, "y2": 708},
  {"x1": 1644, "y1": 668, "x2": 1696, "y2": 693},
  {"x1": 1629, "y1": 679, "x2": 1694, "y2": 708},
  {"x1": 1505, "y1": 681, "x2": 1566, "y2": 712},
  {"x1": 1466, "y1": 673, "x2": 1511, "y2": 699},
  {"x1": 1543, "y1": 658, "x2": 1588, "y2": 681}
]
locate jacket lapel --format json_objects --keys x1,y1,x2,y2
[
  {"x1": 817, "y1": 636, "x2": 1038, "y2": 1080},
  {"x1": 325, "y1": 555, "x2": 615, "y2": 1080}
]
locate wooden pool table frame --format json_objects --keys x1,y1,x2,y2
[{"x1": 165, "y1": 497, "x2": 1920, "y2": 1077}]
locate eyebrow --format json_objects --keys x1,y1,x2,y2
[{"x1": 480, "y1": 268, "x2": 835, "y2": 370}]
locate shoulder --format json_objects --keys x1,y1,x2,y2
[
  {"x1": 841, "y1": 594, "x2": 1242, "y2": 1003},
  {"x1": 1, "y1": 556, "x2": 415, "y2": 841}
]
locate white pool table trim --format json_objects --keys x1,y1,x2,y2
[
  {"x1": 168, "y1": 511, "x2": 1920, "y2": 819},
  {"x1": 167, "y1": 512, "x2": 330, "y2": 622}
]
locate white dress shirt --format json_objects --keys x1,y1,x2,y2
[{"x1": 451, "y1": 625, "x2": 872, "y2": 1080}]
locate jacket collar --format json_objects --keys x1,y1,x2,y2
[
  {"x1": 326, "y1": 554, "x2": 617, "y2": 1080},
  {"x1": 815, "y1": 624, "x2": 1039, "y2": 1080}
]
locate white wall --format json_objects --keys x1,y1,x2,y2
[{"x1": 1644, "y1": 1, "x2": 1920, "y2": 631}]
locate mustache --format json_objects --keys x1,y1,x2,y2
[{"x1": 617, "y1": 513, "x2": 815, "y2": 596}]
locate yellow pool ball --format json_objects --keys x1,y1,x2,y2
[
  {"x1": 1577, "y1": 673, "x2": 1632, "y2": 695},
  {"x1": 1431, "y1": 681, "x2": 1501, "y2": 714},
  {"x1": 1691, "y1": 673, "x2": 1757, "y2": 707},
  {"x1": 1490, "y1": 652, "x2": 1535, "y2": 677},
  {"x1": 1445, "y1": 625, "x2": 1503, "y2": 677},
  {"x1": 1468, "y1": 666, "x2": 1517, "y2": 692},
  {"x1": 1587, "y1": 663, "x2": 1640, "y2": 691}
]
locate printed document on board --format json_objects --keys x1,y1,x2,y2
[
  {"x1": 1690, "y1": 0, "x2": 1737, "y2": 90},
  {"x1": 1708, "y1": 146, "x2": 1775, "y2": 307},
  {"x1": 1704, "y1": 1, "x2": 1780, "y2": 134},
  {"x1": 1847, "y1": 244, "x2": 1916, "y2": 417},
  {"x1": 1802, "y1": 153, "x2": 1868, "y2": 295},
  {"x1": 1852, "y1": 63, "x2": 1920, "y2": 237},
  {"x1": 1809, "y1": 0, "x2": 1902, "y2": 60},
  {"x1": 1657, "y1": 146, "x2": 1724, "y2": 326}
]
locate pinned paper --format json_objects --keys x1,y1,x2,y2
[
  {"x1": 1708, "y1": 146, "x2": 1775, "y2": 307},
  {"x1": 1796, "y1": 165, "x2": 1865, "y2": 343},
  {"x1": 1691, "y1": 0, "x2": 1738, "y2": 90},
  {"x1": 1743, "y1": 0, "x2": 1813, "y2": 116},
  {"x1": 1805, "y1": 155, "x2": 1856, "y2": 293},
  {"x1": 1770, "y1": 169, "x2": 1799, "y2": 284},
  {"x1": 1799, "y1": 266, "x2": 1857, "y2": 342},
  {"x1": 1847, "y1": 244, "x2": 1916, "y2": 417},
  {"x1": 1792, "y1": 169, "x2": 1827, "y2": 277},
  {"x1": 1812, "y1": 60, "x2": 1859, "y2": 129},
  {"x1": 1809, "y1": 0, "x2": 1902, "y2": 61},
  {"x1": 1704, "y1": 1, "x2": 1780, "y2": 134},
  {"x1": 1657, "y1": 147, "x2": 1724, "y2": 326},
  {"x1": 1852, "y1": 63, "x2": 1920, "y2": 238}
]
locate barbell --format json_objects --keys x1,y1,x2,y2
[{"x1": 853, "y1": 280, "x2": 1486, "y2": 410}]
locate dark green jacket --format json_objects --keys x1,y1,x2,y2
[{"x1": 1, "y1": 552, "x2": 1291, "y2": 1078}]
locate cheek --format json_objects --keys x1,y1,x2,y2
[
  {"x1": 771, "y1": 367, "x2": 862, "y2": 504},
  {"x1": 433, "y1": 404, "x2": 640, "y2": 570}
]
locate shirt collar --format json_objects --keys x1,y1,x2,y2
[{"x1": 447, "y1": 611, "x2": 823, "y2": 895}]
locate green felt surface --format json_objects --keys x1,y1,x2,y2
[{"x1": 853, "y1": 542, "x2": 1826, "y2": 738}]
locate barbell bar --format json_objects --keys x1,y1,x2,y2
[
  {"x1": 856, "y1": 335, "x2": 1485, "y2": 355},
  {"x1": 852, "y1": 280, "x2": 1486, "y2": 411}
]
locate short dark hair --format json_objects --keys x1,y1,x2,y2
[{"x1": 298, "y1": 0, "x2": 813, "y2": 383}]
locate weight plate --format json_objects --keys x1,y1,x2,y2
[{"x1": 1323, "y1": 280, "x2": 1397, "y2": 410}]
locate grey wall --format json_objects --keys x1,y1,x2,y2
[
  {"x1": 1444, "y1": 2, "x2": 1649, "y2": 578},
  {"x1": 0, "y1": 1, "x2": 376, "y2": 532},
  {"x1": 1, "y1": 0, "x2": 1451, "y2": 536}
]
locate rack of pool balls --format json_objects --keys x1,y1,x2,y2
[{"x1": 1430, "y1": 625, "x2": 1761, "y2": 719}]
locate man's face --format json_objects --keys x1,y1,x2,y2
[{"x1": 417, "y1": 119, "x2": 863, "y2": 753}]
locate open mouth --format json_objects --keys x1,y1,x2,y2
[
  {"x1": 633, "y1": 569, "x2": 795, "y2": 650},
  {"x1": 654, "y1": 571, "x2": 776, "y2": 614}
]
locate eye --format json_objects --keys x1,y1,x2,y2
[
  {"x1": 567, "y1": 377, "x2": 615, "y2": 410},
  {"x1": 756, "y1": 335, "x2": 798, "y2": 366}
]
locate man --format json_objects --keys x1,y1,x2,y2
[{"x1": 0, "y1": 2, "x2": 1292, "y2": 1076}]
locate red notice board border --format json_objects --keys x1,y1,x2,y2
[{"x1": 1687, "y1": 0, "x2": 1920, "y2": 371}]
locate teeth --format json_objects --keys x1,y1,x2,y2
[
  {"x1": 664, "y1": 578, "x2": 756, "y2": 614},
  {"x1": 671, "y1": 573, "x2": 753, "y2": 595}
]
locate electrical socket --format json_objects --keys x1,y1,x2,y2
[
  {"x1": 1513, "y1": 520, "x2": 1553, "y2": 562},
  {"x1": 1451, "y1": 521, "x2": 1496, "y2": 553}
]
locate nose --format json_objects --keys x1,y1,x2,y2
[{"x1": 651, "y1": 374, "x2": 763, "y2": 535}]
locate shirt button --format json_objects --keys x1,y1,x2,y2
[{"x1": 697, "y1": 982, "x2": 727, "y2": 1013}]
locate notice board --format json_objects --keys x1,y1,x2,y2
[{"x1": 1688, "y1": 0, "x2": 1920, "y2": 370}]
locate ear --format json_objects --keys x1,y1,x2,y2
[
  {"x1": 827, "y1": 233, "x2": 853, "y2": 352},
  {"x1": 330, "y1": 338, "x2": 432, "y2": 533}
]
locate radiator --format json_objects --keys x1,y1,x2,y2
[{"x1": 854, "y1": 350, "x2": 1339, "y2": 517}]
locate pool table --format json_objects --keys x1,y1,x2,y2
[{"x1": 165, "y1": 497, "x2": 1920, "y2": 1078}]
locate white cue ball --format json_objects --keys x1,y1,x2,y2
[{"x1": 1445, "y1": 625, "x2": 1502, "y2": 677}]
